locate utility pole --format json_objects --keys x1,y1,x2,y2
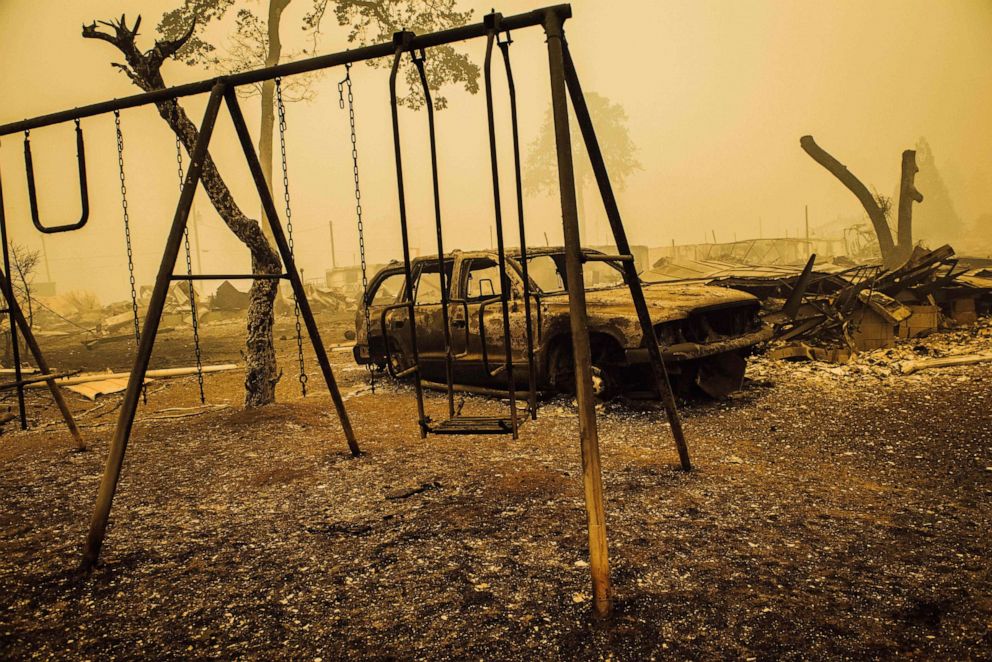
[
  {"x1": 328, "y1": 219, "x2": 337, "y2": 269},
  {"x1": 191, "y1": 205, "x2": 203, "y2": 273},
  {"x1": 39, "y1": 234, "x2": 52, "y2": 283}
]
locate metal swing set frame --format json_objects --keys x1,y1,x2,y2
[{"x1": 0, "y1": 4, "x2": 690, "y2": 616}]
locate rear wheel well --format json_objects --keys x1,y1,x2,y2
[{"x1": 545, "y1": 332, "x2": 625, "y2": 395}]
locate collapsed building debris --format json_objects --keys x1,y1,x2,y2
[{"x1": 650, "y1": 243, "x2": 992, "y2": 361}]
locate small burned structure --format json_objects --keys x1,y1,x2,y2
[{"x1": 354, "y1": 247, "x2": 772, "y2": 398}]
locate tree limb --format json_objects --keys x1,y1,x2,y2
[
  {"x1": 800, "y1": 135, "x2": 897, "y2": 265},
  {"x1": 149, "y1": 17, "x2": 196, "y2": 69}
]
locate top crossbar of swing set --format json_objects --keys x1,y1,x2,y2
[{"x1": 0, "y1": 5, "x2": 570, "y2": 137}]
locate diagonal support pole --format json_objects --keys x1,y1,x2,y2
[
  {"x1": 224, "y1": 88, "x2": 360, "y2": 457},
  {"x1": 0, "y1": 268, "x2": 84, "y2": 450},
  {"x1": 0, "y1": 174, "x2": 26, "y2": 429},
  {"x1": 81, "y1": 82, "x2": 227, "y2": 571},
  {"x1": 543, "y1": 8, "x2": 612, "y2": 618},
  {"x1": 562, "y1": 42, "x2": 691, "y2": 472}
]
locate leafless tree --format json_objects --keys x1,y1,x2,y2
[{"x1": 9, "y1": 244, "x2": 39, "y2": 328}]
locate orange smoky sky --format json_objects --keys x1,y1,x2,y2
[{"x1": 0, "y1": 0, "x2": 989, "y2": 303}]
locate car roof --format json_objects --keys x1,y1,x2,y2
[{"x1": 381, "y1": 246, "x2": 606, "y2": 268}]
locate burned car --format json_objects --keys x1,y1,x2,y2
[{"x1": 352, "y1": 248, "x2": 772, "y2": 398}]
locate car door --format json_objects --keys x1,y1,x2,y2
[
  {"x1": 454, "y1": 255, "x2": 528, "y2": 386},
  {"x1": 358, "y1": 266, "x2": 405, "y2": 366},
  {"x1": 399, "y1": 258, "x2": 453, "y2": 382}
]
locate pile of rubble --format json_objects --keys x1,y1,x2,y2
[
  {"x1": 763, "y1": 245, "x2": 987, "y2": 348},
  {"x1": 748, "y1": 315, "x2": 992, "y2": 386},
  {"x1": 686, "y1": 244, "x2": 991, "y2": 361},
  {"x1": 18, "y1": 280, "x2": 353, "y2": 346}
]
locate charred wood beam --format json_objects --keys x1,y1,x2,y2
[{"x1": 897, "y1": 149, "x2": 924, "y2": 259}]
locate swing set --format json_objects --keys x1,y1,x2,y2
[{"x1": 0, "y1": 5, "x2": 690, "y2": 617}]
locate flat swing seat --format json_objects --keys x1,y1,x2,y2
[{"x1": 427, "y1": 415, "x2": 524, "y2": 435}]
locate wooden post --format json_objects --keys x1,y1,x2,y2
[
  {"x1": 897, "y1": 150, "x2": 923, "y2": 260},
  {"x1": 543, "y1": 7, "x2": 612, "y2": 618}
]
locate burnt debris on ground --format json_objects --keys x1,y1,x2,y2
[{"x1": 0, "y1": 312, "x2": 990, "y2": 658}]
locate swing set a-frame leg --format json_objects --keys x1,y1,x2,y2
[
  {"x1": 561, "y1": 41, "x2": 692, "y2": 473},
  {"x1": 222, "y1": 86, "x2": 359, "y2": 457},
  {"x1": 82, "y1": 80, "x2": 360, "y2": 571},
  {"x1": 543, "y1": 9, "x2": 612, "y2": 619},
  {"x1": 80, "y1": 82, "x2": 228, "y2": 571},
  {"x1": 0, "y1": 267, "x2": 84, "y2": 450}
]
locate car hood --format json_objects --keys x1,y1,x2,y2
[{"x1": 539, "y1": 281, "x2": 759, "y2": 323}]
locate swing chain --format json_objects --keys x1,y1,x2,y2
[
  {"x1": 114, "y1": 110, "x2": 147, "y2": 404},
  {"x1": 276, "y1": 77, "x2": 308, "y2": 396},
  {"x1": 114, "y1": 111, "x2": 139, "y2": 347},
  {"x1": 176, "y1": 135, "x2": 206, "y2": 404},
  {"x1": 339, "y1": 64, "x2": 375, "y2": 393}
]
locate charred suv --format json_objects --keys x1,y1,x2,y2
[{"x1": 353, "y1": 248, "x2": 772, "y2": 398}]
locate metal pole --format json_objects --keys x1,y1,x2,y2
[
  {"x1": 388, "y1": 34, "x2": 428, "y2": 437},
  {"x1": 328, "y1": 219, "x2": 337, "y2": 269},
  {"x1": 0, "y1": 268, "x2": 84, "y2": 450},
  {"x1": 81, "y1": 82, "x2": 227, "y2": 571},
  {"x1": 410, "y1": 50, "x2": 457, "y2": 420},
  {"x1": 562, "y1": 43, "x2": 691, "y2": 471},
  {"x1": 224, "y1": 88, "x2": 360, "y2": 456},
  {"x1": 483, "y1": 15, "x2": 518, "y2": 438},
  {"x1": 542, "y1": 7, "x2": 612, "y2": 618},
  {"x1": 0, "y1": 170, "x2": 27, "y2": 429},
  {"x1": 498, "y1": 31, "x2": 538, "y2": 420}
]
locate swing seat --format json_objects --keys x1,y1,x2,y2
[{"x1": 428, "y1": 415, "x2": 523, "y2": 435}]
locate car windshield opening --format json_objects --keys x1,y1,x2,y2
[{"x1": 525, "y1": 253, "x2": 626, "y2": 293}]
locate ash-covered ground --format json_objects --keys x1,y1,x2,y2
[{"x1": 0, "y1": 318, "x2": 990, "y2": 659}]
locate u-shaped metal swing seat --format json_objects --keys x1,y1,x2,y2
[
  {"x1": 384, "y1": 17, "x2": 538, "y2": 438},
  {"x1": 23, "y1": 119, "x2": 89, "y2": 234}
]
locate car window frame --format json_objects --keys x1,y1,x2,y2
[{"x1": 365, "y1": 267, "x2": 405, "y2": 307}]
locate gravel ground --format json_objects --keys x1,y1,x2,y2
[{"x1": 0, "y1": 318, "x2": 990, "y2": 659}]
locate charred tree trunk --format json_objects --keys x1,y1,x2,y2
[
  {"x1": 257, "y1": 0, "x2": 291, "y2": 250},
  {"x1": 84, "y1": 17, "x2": 281, "y2": 407},
  {"x1": 897, "y1": 149, "x2": 924, "y2": 260},
  {"x1": 800, "y1": 135, "x2": 898, "y2": 266}
]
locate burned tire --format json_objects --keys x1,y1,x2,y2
[
  {"x1": 548, "y1": 340, "x2": 621, "y2": 401},
  {"x1": 385, "y1": 339, "x2": 414, "y2": 378}
]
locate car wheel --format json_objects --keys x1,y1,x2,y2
[
  {"x1": 550, "y1": 343, "x2": 619, "y2": 401},
  {"x1": 589, "y1": 364, "x2": 619, "y2": 401},
  {"x1": 386, "y1": 339, "x2": 414, "y2": 378}
]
